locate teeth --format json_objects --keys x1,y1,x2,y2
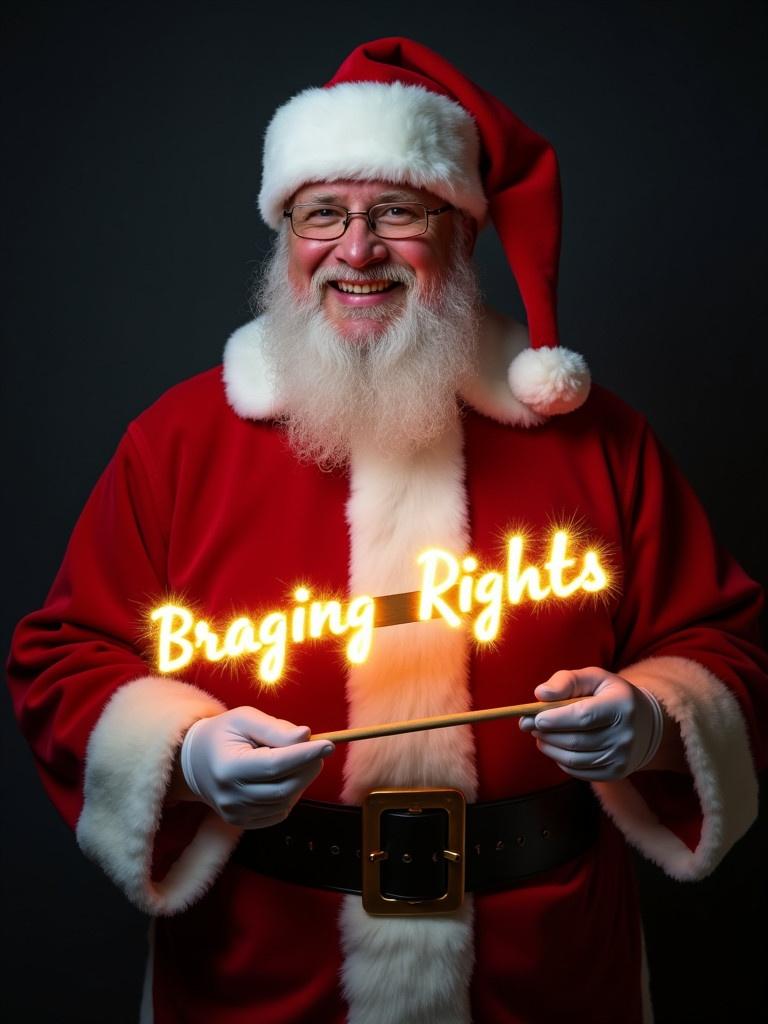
[{"x1": 336, "y1": 280, "x2": 393, "y2": 294}]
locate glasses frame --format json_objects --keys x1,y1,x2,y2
[{"x1": 283, "y1": 202, "x2": 453, "y2": 240}]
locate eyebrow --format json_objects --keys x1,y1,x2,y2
[
  {"x1": 376, "y1": 191, "x2": 418, "y2": 202},
  {"x1": 305, "y1": 190, "x2": 419, "y2": 205}
]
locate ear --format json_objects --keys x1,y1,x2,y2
[{"x1": 460, "y1": 213, "x2": 479, "y2": 256}]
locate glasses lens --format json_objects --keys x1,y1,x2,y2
[
  {"x1": 370, "y1": 203, "x2": 427, "y2": 238},
  {"x1": 291, "y1": 205, "x2": 347, "y2": 239}
]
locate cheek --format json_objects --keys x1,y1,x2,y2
[
  {"x1": 286, "y1": 261, "x2": 305, "y2": 295},
  {"x1": 286, "y1": 254, "x2": 310, "y2": 291},
  {"x1": 392, "y1": 239, "x2": 450, "y2": 283},
  {"x1": 286, "y1": 242, "x2": 328, "y2": 291}
]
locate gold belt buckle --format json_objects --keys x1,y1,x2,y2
[{"x1": 361, "y1": 787, "x2": 466, "y2": 916}]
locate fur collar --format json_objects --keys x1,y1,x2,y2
[{"x1": 222, "y1": 306, "x2": 572, "y2": 429}]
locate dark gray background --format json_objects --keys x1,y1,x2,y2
[{"x1": 2, "y1": 1, "x2": 766, "y2": 1021}]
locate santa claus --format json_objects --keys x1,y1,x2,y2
[{"x1": 7, "y1": 37, "x2": 767, "y2": 1024}]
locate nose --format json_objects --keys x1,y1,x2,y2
[{"x1": 332, "y1": 213, "x2": 389, "y2": 269}]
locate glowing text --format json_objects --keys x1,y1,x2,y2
[{"x1": 149, "y1": 530, "x2": 609, "y2": 685}]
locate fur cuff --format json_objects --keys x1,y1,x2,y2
[
  {"x1": 76, "y1": 676, "x2": 241, "y2": 915},
  {"x1": 593, "y1": 656, "x2": 758, "y2": 880}
]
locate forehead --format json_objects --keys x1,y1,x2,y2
[{"x1": 290, "y1": 179, "x2": 445, "y2": 207}]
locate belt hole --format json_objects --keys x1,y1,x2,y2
[
  {"x1": 402, "y1": 853, "x2": 413, "y2": 864},
  {"x1": 495, "y1": 840, "x2": 505, "y2": 852},
  {"x1": 307, "y1": 840, "x2": 315, "y2": 852},
  {"x1": 355, "y1": 848, "x2": 361, "y2": 859},
  {"x1": 542, "y1": 828, "x2": 552, "y2": 840},
  {"x1": 284, "y1": 835, "x2": 293, "y2": 847},
  {"x1": 474, "y1": 843, "x2": 482, "y2": 856},
  {"x1": 516, "y1": 835, "x2": 526, "y2": 847},
  {"x1": 330, "y1": 844, "x2": 341, "y2": 856}
]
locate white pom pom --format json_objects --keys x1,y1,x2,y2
[{"x1": 507, "y1": 346, "x2": 591, "y2": 416}]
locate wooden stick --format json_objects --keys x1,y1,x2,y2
[{"x1": 310, "y1": 697, "x2": 586, "y2": 744}]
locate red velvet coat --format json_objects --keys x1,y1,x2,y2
[{"x1": 7, "y1": 313, "x2": 766, "y2": 1024}]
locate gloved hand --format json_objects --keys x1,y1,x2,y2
[
  {"x1": 519, "y1": 667, "x2": 665, "y2": 781},
  {"x1": 180, "y1": 706, "x2": 334, "y2": 828}
]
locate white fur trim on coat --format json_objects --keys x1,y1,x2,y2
[
  {"x1": 222, "y1": 319, "x2": 283, "y2": 421},
  {"x1": 594, "y1": 655, "x2": 758, "y2": 880},
  {"x1": 258, "y1": 82, "x2": 486, "y2": 228},
  {"x1": 340, "y1": 899, "x2": 475, "y2": 1024},
  {"x1": 222, "y1": 306, "x2": 583, "y2": 430},
  {"x1": 75, "y1": 676, "x2": 241, "y2": 915},
  {"x1": 457, "y1": 306, "x2": 544, "y2": 427},
  {"x1": 340, "y1": 424, "x2": 478, "y2": 1024}
]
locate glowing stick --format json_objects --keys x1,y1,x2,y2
[{"x1": 310, "y1": 698, "x2": 587, "y2": 743}]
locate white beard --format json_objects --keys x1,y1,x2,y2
[{"x1": 253, "y1": 231, "x2": 481, "y2": 468}]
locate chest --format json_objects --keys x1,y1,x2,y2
[{"x1": 157, "y1": 416, "x2": 627, "y2": 796}]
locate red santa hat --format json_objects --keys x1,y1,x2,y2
[{"x1": 258, "y1": 37, "x2": 590, "y2": 417}]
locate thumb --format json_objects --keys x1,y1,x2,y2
[
  {"x1": 535, "y1": 667, "x2": 606, "y2": 701},
  {"x1": 228, "y1": 707, "x2": 311, "y2": 748}
]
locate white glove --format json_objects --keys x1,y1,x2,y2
[
  {"x1": 519, "y1": 667, "x2": 665, "y2": 781},
  {"x1": 180, "y1": 706, "x2": 334, "y2": 828}
]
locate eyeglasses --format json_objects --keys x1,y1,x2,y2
[{"x1": 283, "y1": 202, "x2": 453, "y2": 240}]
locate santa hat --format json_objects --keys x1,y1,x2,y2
[{"x1": 258, "y1": 37, "x2": 590, "y2": 417}]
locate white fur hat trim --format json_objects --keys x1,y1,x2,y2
[{"x1": 258, "y1": 82, "x2": 487, "y2": 227}]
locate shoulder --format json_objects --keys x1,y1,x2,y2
[
  {"x1": 123, "y1": 352, "x2": 282, "y2": 477},
  {"x1": 143, "y1": 365, "x2": 226, "y2": 416},
  {"x1": 570, "y1": 382, "x2": 649, "y2": 440},
  {"x1": 466, "y1": 379, "x2": 649, "y2": 450},
  {"x1": 126, "y1": 366, "x2": 232, "y2": 442},
  {"x1": 126, "y1": 316, "x2": 280, "y2": 437},
  {"x1": 111, "y1": 319, "x2": 286, "y2": 478}
]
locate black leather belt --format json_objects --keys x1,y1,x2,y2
[{"x1": 232, "y1": 781, "x2": 599, "y2": 915}]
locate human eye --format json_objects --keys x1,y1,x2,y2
[
  {"x1": 374, "y1": 203, "x2": 421, "y2": 225},
  {"x1": 295, "y1": 205, "x2": 344, "y2": 225}
]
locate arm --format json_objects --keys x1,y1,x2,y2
[
  {"x1": 642, "y1": 702, "x2": 687, "y2": 774},
  {"x1": 523, "y1": 419, "x2": 766, "y2": 879},
  {"x1": 6, "y1": 427, "x2": 239, "y2": 914}
]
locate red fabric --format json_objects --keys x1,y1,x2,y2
[
  {"x1": 6, "y1": 368, "x2": 767, "y2": 1022},
  {"x1": 154, "y1": 873, "x2": 347, "y2": 1023},
  {"x1": 6, "y1": 426, "x2": 170, "y2": 829},
  {"x1": 472, "y1": 819, "x2": 644, "y2": 1024},
  {"x1": 328, "y1": 37, "x2": 562, "y2": 349}
]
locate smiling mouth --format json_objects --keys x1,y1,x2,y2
[{"x1": 329, "y1": 280, "x2": 402, "y2": 295}]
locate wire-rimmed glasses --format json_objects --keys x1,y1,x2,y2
[{"x1": 283, "y1": 202, "x2": 453, "y2": 240}]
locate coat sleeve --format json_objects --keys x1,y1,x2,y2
[
  {"x1": 5, "y1": 424, "x2": 241, "y2": 915},
  {"x1": 597, "y1": 418, "x2": 767, "y2": 880}
]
